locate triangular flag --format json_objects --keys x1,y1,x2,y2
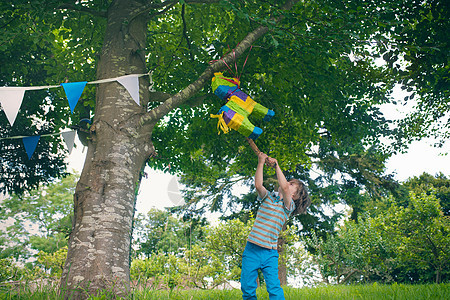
[
  {"x1": 0, "y1": 88, "x2": 26, "y2": 126},
  {"x1": 61, "y1": 81, "x2": 87, "y2": 113},
  {"x1": 61, "y1": 131, "x2": 76, "y2": 154},
  {"x1": 117, "y1": 75, "x2": 140, "y2": 105},
  {"x1": 22, "y1": 135, "x2": 41, "y2": 159},
  {"x1": 167, "y1": 176, "x2": 185, "y2": 206}
]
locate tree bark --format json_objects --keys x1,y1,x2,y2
[
  {"x1": 277, "y1": 222, "x2": 288, "y2": 285},
  {"x1": 59, "y1": 1, "x2": 155, "y2": 298}
]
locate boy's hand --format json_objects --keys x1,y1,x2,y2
[
  {"x1": 266, "y1": 157, "x2": 278, "y2": 168},
  {"x1": 258, "y1": 152, "x2": 268, "y2": 163}
]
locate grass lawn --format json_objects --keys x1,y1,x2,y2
[
  {"x1": 136, "y1": 283, "x2": 449, "y2": 300},
  {"x1": 1, "y1": 283, "x2": 448, "y2": 299}
]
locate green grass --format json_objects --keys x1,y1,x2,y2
[
  {"x1": 1, "y1": 283, "x2": 449, "y2": 299},
  {"x1": 286, "y1": 283, "x2": 450, "y2": 300}
]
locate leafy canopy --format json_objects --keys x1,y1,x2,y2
[{"x1": 0, "y1": 1, "x2": 447, "y2": 215}]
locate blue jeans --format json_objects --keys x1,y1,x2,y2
[{"x1": 240, "y1": 241, "x2": 284, "y2": 300}]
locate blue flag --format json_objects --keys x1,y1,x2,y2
[
  {"x1": 22, "y1": 135, "x2": 41, "y2": 159},
  {"x1": 61, "y1": 81, "x2": 87, "y2": 113}
]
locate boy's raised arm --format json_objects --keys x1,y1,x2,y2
[
  {"x1": 267, "y1": 157, "x2": 292, "y2": 208},
  {"x1": 255, "y1": 152, "x2": 268, "y2": 199}
]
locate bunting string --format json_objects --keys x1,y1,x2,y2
[
  {"x1": 0, "y1": 130, "x2": 74, "y2": 140},
  {"x1": 0, "y1": 130, "x2": 77, "y2": 159},
  {"x1": 0, "y1": 72, "x2": 152, "y2": 126},
  {"x1": 0, "y1": 72, "x2": 152, "y2": 159}
]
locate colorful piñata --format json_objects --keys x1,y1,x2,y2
[{"x1": 210, "y1": 72, "x2": 274, "y2": 140}]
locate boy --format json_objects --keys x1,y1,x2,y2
[{"x1": 240, "y1": 152, "x2": 310, "y2": 300}]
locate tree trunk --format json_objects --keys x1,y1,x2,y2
[
  {"x1": 59, "y1": 1, "x2": 155, "y2": 298},
  {"x1": 277, "y1": 222, "x2": 288, "y2": 285},
  {"x1": 436, "y1": 265, "x2": 441, "y2": 284}
]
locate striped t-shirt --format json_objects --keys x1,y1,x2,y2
[{"x1": 247, "y1": 191, "x2": 295, "y2": 249}]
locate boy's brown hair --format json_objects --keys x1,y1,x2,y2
[{"x1": 289, "y1": 179, "x2": 311, "y2": 215}]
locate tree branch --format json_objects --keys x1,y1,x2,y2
[
  {"x1": 130, "y1": 0, "x2": 221, "y2": 24},
  {"x1": 149, "y1": 91, "x2": 172, "y2": 102},
  {"x1": 340, "y1": 269, "x2": 359, "y2": 284},
  {"x1": 185, "y1": 0, "x2": 222, "y2": 3},
  {"x1": 129, "y1": 0, "x2": 177, "y2": 21},
  {"x1": 146, "y1": 2, "x2": 178, "y2": 21},
  {"x1": 181, "y1": 4, "x2": 195, "y2": 61},
  {"x1": 140, "y1": 0, "x2": 300, "y2": 126},
  {"x1": 140, "y1": 30, "x2": 260, "y2": 125},
  {"x1": 57, "y1": 3, "x2": 107, "y2": 18}
]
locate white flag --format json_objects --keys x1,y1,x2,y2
[
  {"x1": 116, "y1": 75, "x2": 140, "y2": 106},
  {"x1": 0, "y1": 88, "x2": 26, "y2": 126},
  {"x1": 61, "y1": 131, "x2": 77, "y2": 154}
]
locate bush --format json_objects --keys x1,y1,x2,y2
[{"x1": 305, "y1": 192, "x2": 450, "y2": 284}]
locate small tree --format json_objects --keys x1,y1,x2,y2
[
  {"x1": 383, "y1": 193, "x2": 450, "y2": 283},
  {"x1": 0, "y1": 174, "x2": 77, "y2": 261},
  {"x1": 204, "y1": 218, "x2": 253, "y2": 281},
  {"x1": 132, "y1": 208, "x2": 207, "y2": 258},
  {"x1": 403, "y1": 172, "x2": 450, "y2": 216},
  {"x1": 0, "y1": 257, "x2": 45, "y2": 283},
  {"x1": 280, "y1": 225, "x2": 320, "y2": 287},
  {"x1": 306, "y1": 191, "x2": 450, "y2": 284},
  {"x1": 37, "y1": 247, "x2": 68, "y2": 278}
]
